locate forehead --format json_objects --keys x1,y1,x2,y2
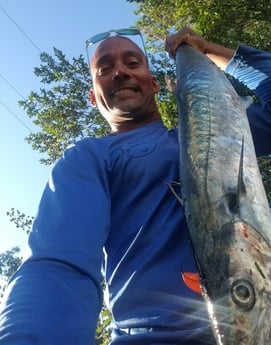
[{"x1": 90, "y1": 36, "x2": 146, "y2": 71}]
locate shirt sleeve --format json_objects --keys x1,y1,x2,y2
[
  {"x1": 225, "y1": 44, "x2": 271, "y2": 103},
  {"x1": 225, "y1": 45, "x2": 271, "y2": 156},
  {"x1": 0, "y1": 139, "x2": 111, "y2": 344}
]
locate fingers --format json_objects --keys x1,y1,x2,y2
[
  {"x1": 164, "y1": 36, "x2": 178, "y2": 59},
  {"x1": 165, "y1": 26, "x2": 194, "y2": 59},
  {"x1": 165, "y1": 26, "x2": 207, "y2": 59}
]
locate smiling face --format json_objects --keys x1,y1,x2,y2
[{"x1": 89, "y1": 36, "x2": 161, "y2": 133}]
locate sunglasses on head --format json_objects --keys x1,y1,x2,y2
[{"x1": 85, "y1": 28, "x2": 148, "y2": 68}]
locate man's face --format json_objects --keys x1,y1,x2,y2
[{"x1": 89, "y1": 37, "x2": 160, "y2": 128}]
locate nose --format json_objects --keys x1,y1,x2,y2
[{"x1": 112, "y1": 62, "x2": 129, "y2": 81}]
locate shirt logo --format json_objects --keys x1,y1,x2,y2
[{"x1": 121, "y1": 143, "x2": 156, "y2": 157}]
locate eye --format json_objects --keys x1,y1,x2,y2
[
  {"x1": 97, "y1": 64, "x2": 112, "y2": 76},
  {"x1": 97, "y1": 61, "x2": 113, "y2": 76},
  {"x1": 126, "y1": 57, "x2": 141, "y2": 67}
]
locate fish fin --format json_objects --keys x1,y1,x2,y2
[
  {"x1": 181, "y1": 271, "x2": 202, "y2": 294},
  {"x1": 236, "y1": 137, "x2": 247, "y2": 214},
  {"x1": 227, "y1": 137, "x2": 247, "y2": 215}
]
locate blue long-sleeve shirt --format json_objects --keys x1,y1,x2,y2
[
  {"x1": 0, "y1": 45, "x2": 271, "y2": 345},
  {"x1": 226, "y1": 45, "x2": 271, "y2": 157}
]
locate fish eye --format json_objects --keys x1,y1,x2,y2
[{"x1": 230, "y1": 278, "x2": 255, "y2": 311}]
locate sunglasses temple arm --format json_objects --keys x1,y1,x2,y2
[{"x1": 86, "y1": 46, "x2": 91, "y2": 70}]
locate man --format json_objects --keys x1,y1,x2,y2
[
  {"x1": 0, "y1": 27, "x2": 270, "y2": 345},
  {"x1": 89, "y1": 35, "x2": 161, "y2": 132}
]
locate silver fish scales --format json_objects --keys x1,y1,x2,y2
[{"x1": 175, "y1": 44, "x2": 271, "y2": 344}]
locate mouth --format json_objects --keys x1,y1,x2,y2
[{"x1": 112, "y1": 86, "x2": 139, "y2": 97}]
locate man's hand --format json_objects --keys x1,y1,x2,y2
[
  {"x1": 165, "y1": 26, "x2": 209, "y2": 59},
  {"x1": 165, "y1": 26, "x2": 235, "y2": 71}
]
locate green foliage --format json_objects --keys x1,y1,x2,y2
[
  {"x1": 19, "y1": 48, "x2": 109, "y2": 165},
  {"x1": 258, "y1": 155, "x2": 271, "y2": 202},
  {"x1": 95, "y1": 304, "x2": 112, "y2": 345},
  {"x1": 149, "y1": 53, "x2": 178, "y2": 128},
  {"x1": 0, "y1": 247, "x2": 22, "y2": 300},
  {"x1": 6, "y1": 208, "x2": 34, "y2": 234},
  {"x1": 129, "y1": 0, "x2": 271, "y2": 51}
]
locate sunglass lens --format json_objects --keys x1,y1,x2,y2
[
  {"x1": 116, "y1": 29, "x2": 140, "y2": 36},
  {"x1": 87, "y1": 32, "x2": 110, "y2": 45}
]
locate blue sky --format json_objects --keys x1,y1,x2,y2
[{"x1": 0, "y1": 0, "x2": 138, "y2": 253}]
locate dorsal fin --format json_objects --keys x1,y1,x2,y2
[{"x1": 236, "y1": 137, "x2": 247, "y2": 215}]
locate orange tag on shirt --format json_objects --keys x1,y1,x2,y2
[{"x1": 181, "y1": 272, "x2": 202, "y2": 294}]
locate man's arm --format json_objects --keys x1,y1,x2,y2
[
  {"x1": 0, "y1": 139, "x2": 110, "y2": 344},
  {"x1": 165, "y1": 26, "x2": 271, "y2": 102},
  {"x1": 226, "y1": 45, "x2": 271, "y2": 103}
]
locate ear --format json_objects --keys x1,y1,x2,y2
[
  {"x1": 89, "y1": 88, "x2": 97, "y2": 106},
  {"x1": 151, "y1": 76, "x2": 160, "y2": 93}
]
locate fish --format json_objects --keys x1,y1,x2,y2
[{"x1": 174, "y1": 44, "x2": 271, "y2": 344}]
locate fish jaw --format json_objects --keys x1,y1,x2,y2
[{"x1": 200, "y1": 219, "x2": 271, "y2": 344}]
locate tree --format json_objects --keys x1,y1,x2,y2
[
  {"x1": 258, "y1": 157, "x2": 271, "y2": 202},
  {"x1": 6, "y1": 208, "x2": 34, "y2": 234},
  {"x1": 95, "y1": 294, "x2": 112, "y2": 345},
  {"x1": 19, "y1": 48, "x2": 109, "y2": 165},
  {"x1": 0, "y1": 247, "x2": 22, "y2": 300},
  {"x1": 128, "y1": 0, "x2": 271, "y2": 51}
]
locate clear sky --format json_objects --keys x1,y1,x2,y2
[{"x1": 0, "y1": 0, "x2": 138, "y2": 253}]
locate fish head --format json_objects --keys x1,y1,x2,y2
[{"x1": 205, "y1": 220, "x2": 271, "y2": 344}]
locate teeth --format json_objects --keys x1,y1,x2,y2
[{"x1": 114, "y1": 88, "x2": 135, "y2": 96}]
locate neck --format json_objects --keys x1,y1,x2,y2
[{"x1": 109, "y1": 112, "x2": 163, "y2": 134}]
